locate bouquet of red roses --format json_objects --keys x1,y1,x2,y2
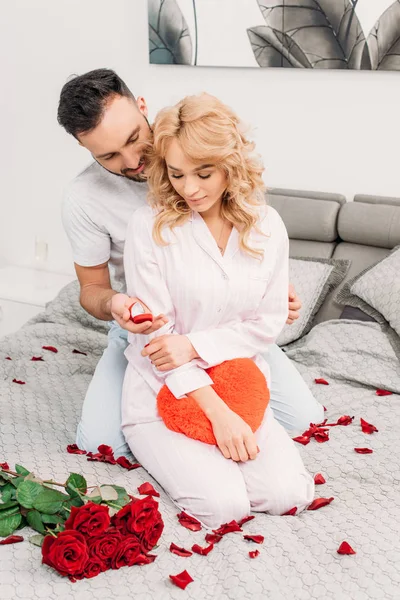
[
  {"x1": 0, "y1": 461, "x2": 164, "y2": 582},
  {"x1": 42, "y1": 496, "x2": 163, "y2": 580}
]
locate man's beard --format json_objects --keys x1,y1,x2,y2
[
  {"x1": 123, "y1": 170, "x2": 147, "y2": 182},
  {"x1": 95, "y1": 158, "x2": 147, "y2": 182}
]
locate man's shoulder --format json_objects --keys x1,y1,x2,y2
[{"x1": 64, "y1": 162, "x2": 148, "y2": 204}]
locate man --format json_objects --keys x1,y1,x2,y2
[{"x1": 58, "y1": 69, "x2": 323, "y2": 457}]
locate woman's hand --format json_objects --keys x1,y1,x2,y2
[
  {"x1": 208, "y1": 403, "x2": 259, "y2": 462},
  {"x1": 141, "y1": 334, "x2": 198, "y2": 370},
  {"x1": 110, "y1": 293, "x2": 168, "y2": 334}
]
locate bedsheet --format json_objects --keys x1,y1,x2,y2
[{"x1": 0, "y1": 283, "x2": 399, "y2": 600}]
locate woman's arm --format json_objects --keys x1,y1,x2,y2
[
  {"x1": 186, "y1": 213, "x2": 289, "y2": 367},
  {"x1": 124, "y1": 208, "x2": 213, "y2": 398}
]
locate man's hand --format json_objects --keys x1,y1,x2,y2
[
  {"x1": 286, "y1": 283, "x2": 302, "y2": 325},
  {"x1": 110, "y1": 293, "x2": 168, "y2": 334},
  {"x1": 141, "y1": 334, "x2": 198, "y2": 371}
]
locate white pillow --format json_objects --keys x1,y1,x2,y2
[{"x1": 276, "y1": 257, "x2": 350, "y2": 346}]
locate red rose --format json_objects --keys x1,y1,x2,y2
[
  {"x1": 87, "y1": 528, "x2": 122, "y2": 567},
  {"x1": 111, "y1": 536, "x2": 144, "y2": 569},
  {"x1": 140, "y1": 512, "x2": 164, "y2": 552},
  {"x1": 112, "y1": 497, "x2": 161, "y2": 538},
  {"x1": 42, "y1": 530, "x2": 89, "y2": 578},
  {"x1": 64, "y1": 502, "x2": 110, "y2": 537},
  {"x1": 84, "y1": 558, "x2": 108, "y2": 579}
]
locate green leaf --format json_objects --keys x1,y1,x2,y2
[
  {"x1": 33, "y1": 489, "x2": 69, "y2": 515},
  {"x1": 0, "y1": 512, "x2": 22, "y2": 537},
  {"x1": 26, "y1": 510, "x2": 46, "y2": 534},
  {"x1": 17, "y1": 481, "x2": 44, "y2": 509},
  {"x1": 15, "y1": 465, "x2": 30, "y2": 476},
  {"x1": 10, "y1": 476, "x2": 26, "y2": 488},
  {"x1": 41, "y1": 513, "x2": 63, "y2": 525},
  {"x1": 66, "y1": 473, "x2": 87, "y2": 496},
  {"x1": 0, "y1": 505, "x2": 20, "y2": 520},
  {"x1": 29, "y1": 534, "x2": 45, "y2": 547},
  {"x1": 0, "y1": 483, "x2": 16, "y2": 503},
  {"x1": 112, "y1": 485, "x2": 130, "y2": 507},
  {"x1": 0, "y1": 500, "x2": 18, "y2": 512}
]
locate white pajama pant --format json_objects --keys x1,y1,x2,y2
[{"x1": 121, "y1": 363, "x2": 315, "y2": 530}]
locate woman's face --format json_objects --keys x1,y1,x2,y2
[{"x1": 165, "y1": 138, "x2": 227, "y2": 214}]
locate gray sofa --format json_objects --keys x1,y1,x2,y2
[{"x1": 267, "y1": 188, "x2": 400, "y2": 324}]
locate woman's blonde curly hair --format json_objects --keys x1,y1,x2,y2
[{"x1": 145, "y1": 93, "x2": 267, "y2": 257}]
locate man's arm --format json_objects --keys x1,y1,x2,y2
[
  {"x1": 75, "y1": 261, "x2": 168, "y2": 334},
  {"x1": 75, "y1": 262, "x2": 116, "y2": 321}
]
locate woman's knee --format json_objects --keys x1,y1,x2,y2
[
  {"x1": 252, "y1": 471, "x2": 314, "y2": 516},
  {"x1": 196, "y1": 493, "x2": 250, "y2": 530}
]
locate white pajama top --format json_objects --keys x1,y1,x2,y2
[{"x1": 124, "y1": 204, "x2": 289, "y2": 399}]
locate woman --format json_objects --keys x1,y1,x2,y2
[{"x1": 121, "y1": 94, "x2": 314, "y2": 529}]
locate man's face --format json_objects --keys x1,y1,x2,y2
[{"x1": 78, "y1": 95, "x2": 151, "y2": 181}]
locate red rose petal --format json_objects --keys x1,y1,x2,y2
[
  {"x1": 212, "y1": 520, "x2": 242, "y2": 536},
  {"x1": 5, "y1": 357, "x2": 12, "y2": 360},
  {"x1": 138, "y1": 482, "x2": 160, "y2": 497},
  {"x1": 360, "y1": 418, "x2": 378, "y2": 434},
  {"x1": 177, "y1": 511, "x2": 202, "y2": 532},
  {"x1": 87, "y1": 444, "x2": 117, "y2": 464},
  {"x1": 336, "y1": 415, "x2": 354, "y2": 426},
  {"x1": 169, "y1": 543, "x2": 193, "y2": 557},
  {"x1": 243, "y1": 535, "x2": 264, "y2": 544},
  {"x1": 314, "y1": 473, "x2": 326, "y2": 485},
  {"x1": 42, "y1": 346, "x2": 58, "y2": 353},
  {"x1": 282, "y1": 507, "x2": 297, "y2": 516},
  {"x1": 72, "y1": 349, "x2": 87, "y2": 355},
  {"x1": 307, "y1": 497, "x2": 334, "y2": 511},
  {"x1": 293, "y1": 435, "x2": 310, "y2": 445},
  {"x1": 66, "y1": 444, "x2": 87, "y2": 455},
  {"x1": 169, "y1": 570, "x2": 194, "y2": 590},
  {"x1": 337, "y1": 541, "x2": 356, "y2": 555},
  {"x1": 135, "y1": 553, "x2": 157, "y2": 565},
  {"x1": 12, "y1": 379, "x2": 25, "y2": 385},
  {"x1": 354, "y1": 447, "x2": 373, "y2": 454},
  {"x1": 237, "y1": 515, "x2": 255, "y2": 527},
  {"x1": 192, "y1": 543, "x2": 214, "y2": 556},
  {"x1": 97, "y1": 444, "x2": 114, "y2": 456},
  {"x1": 323, "y1": 406, "x2": 327, "y2": 412},
  {"x1": 0, "y1": 462, "x2": 10, "y2": 470},
  {"x1": 205, "y1": 533, "x2": 223, "y2": 544},
  {"x1": 116, "y1": 456, "x2": 141, "y2": 470},
  {"x1": 0, "y1": 535, "x2": 24, "y2": 545},
  {"x1": 375, "y1": 389, "x2": 393, "y2": 396},
  {"x1": 31, "y1": 356, "x2": 44, "y2": 361},
  {"x1": 249, "y1": 550, "x2": 260, "y2": 559},
  {"x1": 315, "y1": 378, "x2": 329, "y2": 385},
  {"x1": 314, "y1": 430, "x2": 330, "y2": 443}
]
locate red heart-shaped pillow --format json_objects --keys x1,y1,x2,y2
[{"x1": 157, "y1": 358, "x2": 270, "y2": 445}]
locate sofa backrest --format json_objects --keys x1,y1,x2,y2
[{"x1": 267, "y1": 189, "x2": 400, "y2": 323}]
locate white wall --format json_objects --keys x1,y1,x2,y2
[{"x1": 1, "y1": 0, "x2": 400, "y2": 274}]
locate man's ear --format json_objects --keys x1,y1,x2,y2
[{"x1": 136, "y1": 96, "x2": 148, "y2": 118}]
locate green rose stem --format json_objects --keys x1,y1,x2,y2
[{"x1": 0, "y1": 468, "x2": 97, "y2": 490}]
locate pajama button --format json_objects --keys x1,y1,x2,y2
[
  {"x1": 222, "y1": 273, "x2": 228, "y2": 279},
  {"x1": 217, "y1": 308, "x2": 222, "y2": 313}
]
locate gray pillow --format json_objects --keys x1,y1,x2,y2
[
  {"x1": 336, "y1": 245, "x2": 400, "y2": 337},
  {"x1": 276, "y1": 257, "x2": 350, "y2": 347}
]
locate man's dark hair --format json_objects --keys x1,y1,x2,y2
[{"x1": 57, "y1": 68, "x2": 135, "y2": 138}]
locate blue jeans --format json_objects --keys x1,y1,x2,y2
[{"x1": 76, "y1": 323, "x2": 323, "y2": 457}]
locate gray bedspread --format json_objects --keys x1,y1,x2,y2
[{"x1": 1, "y1": 282, "x2": 399, "y2": 600}]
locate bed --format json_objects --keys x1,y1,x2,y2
[{"x1": 1, "y1": 191, "x2": 399, "y2": 600}]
